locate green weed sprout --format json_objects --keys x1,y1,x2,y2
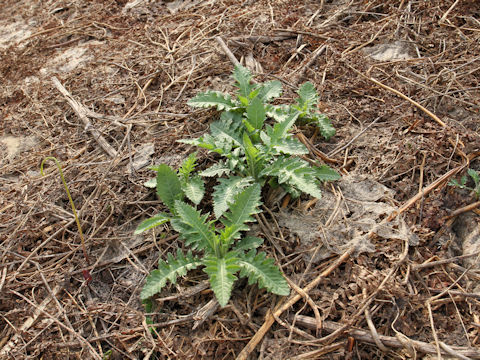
[
  {"x1": 136, "y1": 154, "x2": 289, "y2": 307},
  {"x1": 41, "y1": 156, "x2": 91, "y2": 281},
  {"x1": 181, "y1": 65, "x2": 340, "y2": 216},
  {"x1": 449, "y1": 168, "x2": 480, "y2": 199}
]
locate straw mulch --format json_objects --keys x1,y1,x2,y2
[{"x1": 1, "y1": 0, "x2": 480, "y2": 359}]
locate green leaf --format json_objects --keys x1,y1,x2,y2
[
  {"x1": 182, "y1": 176, "x2": 205, "y2": 205},
  {"x1": 467, "y1": 168, "x2": 479, "y2": 187},
  {"x1": 297, "y1": 82, "x2": 318, "y2": 111},
  {"x1": 221, "y1": 184, "x2": 262, "y2": 238},
  {"x1": 309, "y1": 113, "x2": 336, "y2": 140},
  {"x1": 188, "y1": 91, "x2": 236, "y2": 110},
  {"x1": 274, "y1": 138, "x2": 309, "y2": 155},
  {"x1": 248, "y1": 88, "x2": 260, "y2": 100},
  {"x1": 449, "y1": 179, "x2": 465, "y2": 189},
  {"x1": 270, "y1": 111, "x2": 300, "y2": 143},
  {"x1": 171, "y1": 201, "x2": 216, "y2": 253},
  {"x1": 260, "y1": 157, "x2": 323, "y2": 199},
  {"x1": 242, "y1": 119, "x2": 256, "y2": 133},
  {"x1": 234, "y1": 236, "x2": 264, "y2": 251},
  {"x1": 178, "y1": 152, "x2": 198, "y2": 180},
  {"x1": 135, "y1": 213, "x2": 170, "y2": 234},
  {"x1": 220, "y1": 109, "x2": 244, "y2": 125},
  {"x1": 210, "y1": 119, "x2": 243, "y2": 146},
  {"x1": 255, "y1": 80, "x2": 282, "y2": 102},
  {"x1": 200, "y1": 161, "x2": 232, "y2": 177},
  {"x1": 218, "y1": 225, "x2": 242, "y2": 253},
  {"x1": 238, "y1": 250, "x2": 290, "y2": 296},
  {"x1": 144, "y1": 177, "x2": 157, "y2": 188},
  {"x1": 237, "y1": 95, "x2": 249, "y2": 107},
  {"x1": 152, "y1": 164, "x2": 183, "y2": 212},
  {"x1": 140, "y1": 250, "x2": 201, "y2": 300},
  {"x1": 203, "y1": 252, "x2": 240, "y2": 307},
  {"x1": 448, "y1": 179, "x2": 457, "y2": 187},
  {"x1": 314, "y1": 165, "x2": 341, "y2": 182},
  {"x1": 233, "y1": 65, "x2": 254, "y2": 98},
  {"x1": 179, "y1": 134, "x2": 232, "y2": 155},
  {"x1": 245, "y1": 96, "x2": 266, "y2": 130},
  {"x1": 212, "y1": 176, "x2": 254, "y2": 219},
  {"x1": 266, "y1": 105, "x2": 293, "y2": 123},
  {"x1": 242, "y1": 132, "x2": 261, "y2": 178}
]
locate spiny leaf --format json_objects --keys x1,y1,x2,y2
[
  {"x1": 219, "y1": 225, "x2": 238, "y2": 251},
  {"x1": 171, "y1": 201, "x2": 216, "y2": 253},
  {"x1": 270, "y1": 111, "x2": 300, "y2": 143},
  {"x1": 266, "y1": 105, "x2": 293, "y2": 123},
  {"x1": 188, "y1": 91, "x2": 236, "y2": 110},
  {"x1": 220, "y1": 109, "x2": 244, "y2": 125},
  {"x1": 221, "y1": 184, "x2": 262, "y2": 237},
  {"x1": 140, "y1": 250, "x2": 201, "y2": 300},
  {"x1": 467, "y1": 168, "x2": 479, "y2": 187},
  {"x1": 314, "y1": 165, "x2": 341, "y2": 182},
  {"x1": 242, "y1": 118, "x2": 256, "y2": 133},
  {"x1": 309, "y1": 113, "x2": 336, "y2": 140},
  {"x1": 212, "y1": 176, "x2": 254, "y2": 219},
  {"x1": 200, "y1": 161, "x2": 232, "y2": 177},
  {"x1": 274, "y1": 138, "x2": 308, "y2": 155},
  {"x1": 248, "y1": 87, "x2": 260, "y2": 100},
  {"x1": 143, "y1": 177, "x2": 156, "y2": 188},
  {"x1": 179, "y1": 134, "x2": 232, "y2": 155},
  {"x1": 135, "y1": 213, "x2": 170, "y2": 234},
  {"x1": 246, "y1": 96, "x2": 266, "y2": 130},
  {"x1": 234, "y1": 236, "x2": 264, "y2": 251},
  {"x1": 449, "y1": 179, "x2": 463, "y2": 188},
  {"x1": 178, "y1": 152, "x2": 198, "y2": 180},
  {"x1": 182, "y1": 175, "x2": 205, "y2": 205},
  {"x1": 255, "y1": 80, "x2": 282, "y2": 102},
  {"x1": 260, "y1": 157, "x2": 323, "y2": 199},
  {"x1": 238, "y1": 250, "x2": 290, "y2": 296},
  {"x1": 203, "y1": 252, "x2": 240, "y2": 307},
  {"x1": 210, "y1": 119, "x2": 243, "y2": 146},
  {"x1": 152, "y1": 164, "x2": 183, "y2": 212},
  {"x1": 297, "y1": 82, "x2": 318, "y2": 111},
  {"x1": 233, "y1": 65, "x2": 254, "y2": 98},
  {"x1": 242, "y1": 132, "x2": 261, "y2": 178}
]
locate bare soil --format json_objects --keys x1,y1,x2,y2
[{"x1": 1, "y1": 0, "x2": 480, "y2": 359}]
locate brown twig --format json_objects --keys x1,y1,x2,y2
[
  {"x1": 215, "y1": 36, "x2": 241, "y2": 67},
  {"x1": 0, "y1": 286, "x2": 61, "y2": 357},
  {"x1": 443, "y1": 201, "x2": 480, "y2": 220},
  {"x1": 345, "y1": 64, "x2": 447, "y2": 128},
  {"x1": 293, "y1": 315, "x2": 480, "y2": 359},
  {"x1": 235, "y1": 247, "x2": 353, "y2": 360},
  {"x1": 51, "y1": 77, "x2": 118, "y2": 158},
  {"x1": 387, "y1": 164, "x2": 466, "y2": 221}
]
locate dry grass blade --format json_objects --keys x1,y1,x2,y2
[
  {"x1": 236, "y1": 248, "x2": 353, "y2": 360},
  {"x1": 293, "y1": 316, "x2": 480, "y2": 359},
  {"x1": 2, "y1": 0, "x2": 480, "y2": 358},
  {"x1": 51, "y1": 77, "x2": 118, "y2": 158}
]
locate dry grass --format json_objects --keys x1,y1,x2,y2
[{"x1": 1, "y1": 0, "x2": 480, "y2": 359}]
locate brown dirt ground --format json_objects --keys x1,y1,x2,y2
[{"x1": 1, "y1": 0, "x2": 480, "y2": 359}]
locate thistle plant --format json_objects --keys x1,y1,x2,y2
[
  {"x1": 137, "y1": 66, "x2": 341, "y2": 307},
  {"x1": 181, "y1": 65, "x2": 340, "y2": 216},
  {"x1": 136, "y1": 154, "x2": 289, "y2": 306}
]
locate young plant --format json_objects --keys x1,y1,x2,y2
[
  {"x1": 182, "y1": 65, "x2": 340, "y2": 215},
  {"x1": 137, "y1": 180, "x2": 290, "y2": 306},
  {"x1": 136, "y1": 152, "x2": 205, "y2": 234},
  {"x1": 40, "y1": 156, "x2": 92, "y2": 282},
  {"x1": 449, "y1": 168, "x2": 480, "y2": 199}
]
